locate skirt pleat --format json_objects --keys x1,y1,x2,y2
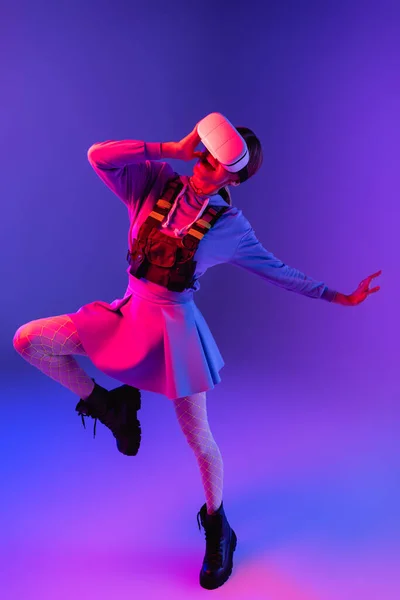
[{"x1": 67, "y1": 274, "x2": 224, "y2": 399}]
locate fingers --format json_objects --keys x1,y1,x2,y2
[
  {"x1": 189, "y1": 124, "x2": 201, "y2": 141},
  {"x1": 180, "y1": 125, "x2": 200, "y2": 146},
  {"x1": 360, "y1": 269, "x2": 382, "y2": 288},
  {"x1": 370, "y1": 270, "x2": 382, "y2": 279}
]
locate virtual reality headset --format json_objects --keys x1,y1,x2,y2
[{"x1": 197, "y1": 112, "x2": 250, "y2": 183}]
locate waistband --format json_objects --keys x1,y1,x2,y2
[{"x1": 125, "y1": 271, "x2": 194, "y2": 306}]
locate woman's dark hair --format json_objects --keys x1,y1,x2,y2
[
  {"x1": 218, "y1": 187, "x2": 232, "y2": 205},
  {"x1": 236, "y1": 126, "x2": 264, "y2": 180},
  {"x1": 219, "y1": 126, "x2": 263, "y2": 206}
]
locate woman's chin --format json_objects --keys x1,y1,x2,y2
[
  {"x1": 191, "y1": 174, "x2": 206, "y2": 189},
  {"x1": 191, "y1": 169, "x2": 203, "y2": 183},
  {"x1": 194, "y1": 171, "x2": 210, "y2": 185}
]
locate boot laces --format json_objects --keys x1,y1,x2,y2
[
  {"x1": 76, "y1": 396, "x2": 123, "y2": 440},
  {"x1": 76, "y1": 410, "x2": 98, "y2": 439},
  {"x1": 76, "y1": 390, "x2": 140, "y2": 443}
]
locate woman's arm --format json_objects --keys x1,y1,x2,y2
[
  {"x1": 87, "y1": 140, "x2": 171, "y2": 208},
  {"x1": 87, "y1": 128, "x2": 202, "y2": 210},
  {"x1": 87, "y1": 123, "x2": 204, "y2": 209},
  {"x1": 229, "y1": 226, "x2": 338, "y2": 301}
]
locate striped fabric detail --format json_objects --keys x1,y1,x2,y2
[
  {"x1": 149, "y1": 211, "x2": 165, "y2": 221},
  {"x1": 187, "y1": 228, "x2": 204, "y2": 240},
  {"x1": 157, "y1": 199, "x2": 172, "y2": 209},
  {"x1": 197, "y1": 219, "x2": 211, "y2": 229}
]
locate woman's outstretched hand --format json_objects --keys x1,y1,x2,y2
[
  {"x1": 335, "y1": 270, "x2": 382, "y2": 306},
  {"x1": 161, "y1": 124, "x2": 203, "y2": 161}
]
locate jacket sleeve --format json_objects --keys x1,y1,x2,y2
[
  {"x1": 87, "y1": 140, "x2": 167, "y2": 209},
  {"x1": 229, "y1": 225, "x2": 337, "y2": 301}
]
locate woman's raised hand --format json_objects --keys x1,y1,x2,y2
[
  {"x1": 161, "y1": 124, "x2": 203, "y2": 161},
  {"x1": 175, "y1": 124, "x2": 203, "y2": 161}
]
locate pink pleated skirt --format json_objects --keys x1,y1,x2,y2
[{"x1": 67, "y1": 273, "x2": 225, "y2": 400}]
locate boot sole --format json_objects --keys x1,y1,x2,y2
[{"x1": 199, "y1": 529, "x2": 238, "y2": 590}]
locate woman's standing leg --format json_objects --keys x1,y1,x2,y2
[
  {"x1": 13, "y1": 315, "x2": 95, "y2": 398},
  {"x1": 172, "y1": 391, "x2": 224, "y2": 515},
  {"x1": 173, "y1": 391, "x2": 237, "y2": 590}
]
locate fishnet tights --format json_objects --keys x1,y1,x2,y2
[
  {"x1": 12, "y1": 315, "x2": 95, "y2": 398},
  {"x1": 172, "y1": 393, "x2": 224, "y2": 514},
  {"x1": 13, "y1": 315, "x2": 224, "y2": 513}
]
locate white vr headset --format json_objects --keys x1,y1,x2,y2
[{"x1": 197, "y1": 112, "x2": 250, "y2": 183}]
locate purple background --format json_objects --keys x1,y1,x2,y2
[{"x1": 2, "y1": 1, "x2": 397, "y2": 598}]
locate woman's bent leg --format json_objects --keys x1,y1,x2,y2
[{"x1": 13, "y1": 315, "x2": 95, "y2": 399}]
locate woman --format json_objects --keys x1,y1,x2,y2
[{"x1": 13, "y1": 114, "x2": 381, "y2": 590}]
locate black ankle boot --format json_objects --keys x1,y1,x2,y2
[
  {"x1": 197, "y1": 501, "x2": 238, "y2": 590},
  {"x1": 75, "y1": 380, "x2": 142, "y2": 456},
  {"x1": 108, "y1": 384, "x2": 142, "y2": 456}
]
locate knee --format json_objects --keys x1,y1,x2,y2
[
  {"x1": 185, "y1": 428, "x2": 217, "y2": 456},
  {"x1": 12, "y1": 322, "x2": 36, "y2": 354}
]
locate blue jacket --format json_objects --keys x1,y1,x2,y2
[{"x1": 88, "y1": 140, "x2": 337, "y2": 302}]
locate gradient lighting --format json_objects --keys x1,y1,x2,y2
[{"x1": 2, "y1": 1, "x2": 396, "y2": 599}]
